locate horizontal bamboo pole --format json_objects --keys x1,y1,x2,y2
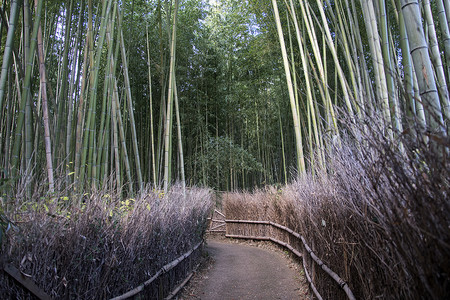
[
  {"x1": 226, "y1": 234, "x2": 303, "y2": 258},
  {"x1": 110, "y1": 241, "x2": 202, "y2": 300},
  {"x1": 207, "y1": 218, "x2": 226, "y2": 223},
  {"x1": 225, "y1": 219, "x2": 356, "y2": 300},
  {"x1": 225, "y1": 219, "x2": 271, "y2": 225}
]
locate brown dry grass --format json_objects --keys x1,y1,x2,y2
[
  {"x1": 225, "y1": 122, "x2": 449, "y2": 299},
  {"x1": 0, "y1": 183, "x2": 212, "y2": 299}
]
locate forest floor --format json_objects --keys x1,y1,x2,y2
[{"x1": 177, "y1": 235, "x2": 310, "y2": 299}]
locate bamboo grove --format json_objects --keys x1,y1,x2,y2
[
  {"x1": 270, "y1": 0, "x2": 449, "y2": 175},
  {"x1": 0, "y1": 0, "x2": 449, "y2": 196}
]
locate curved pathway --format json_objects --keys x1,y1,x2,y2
[{"x1": 190, "y1": 240, "x2": 307, "y2": 300}]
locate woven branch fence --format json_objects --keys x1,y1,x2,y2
[
  {"x1": 225, "y1": 219, "x2": 356, "y2": 300},
  {"x1": 109, "y1": 241, "x2": 203, "y2": 300}
]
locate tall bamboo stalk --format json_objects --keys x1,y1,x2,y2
[
  {"x1": 423, "y1": 0, "x2": 450, "y2": 120},
  {"x1": 436, "y1": 0, "x2": 450, "y2": 80},
  {"x1": 79, "y1": 0, "x2": 112, "y2": 186},
  {"x1": 10, "y1": 0, "x2": 43, "y2": 176},
  {"x1": 271, "y1": 0, "x2": 306, "y2": 174},
  {"x1": 35, "y1": 0, "x2": 54, "y2": 193},
  {"x1": 118, "y1": 7, "x2": 143, "y2": 191},
  {"x1": 163, "y1": 0, "x2": 180, "y2": 192},
  {"x1": 173, "y1": 77, "x2": 186, "y2": 191},
  {"x1": 146, "y1": 26, "x2": 157, "y2": 186},
  {"x1": 0, "y1": 0, "x2": 20, "y2": 111},
  {"x1": 401, "y1": 0, "x2": 445, "y2": 131}
]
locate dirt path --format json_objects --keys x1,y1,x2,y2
[{"x1": 179, "y1": 239, "x2": 309, "y2": 300}]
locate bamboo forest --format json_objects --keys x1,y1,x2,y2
[{"x1": 0, "y1": 0, "x2": 448, "y2": 299}]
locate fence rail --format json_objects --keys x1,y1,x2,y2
[
  {"x1": 110, "y1": 241, "x2": 203, "y2": 300},
  {"x1": 225, "y1": 219, "x2": 356, "y2": 300}
]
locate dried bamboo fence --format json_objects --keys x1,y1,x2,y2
[
  {"x1": 225, "y1": 219, "x2": 355, "y2": 300},
  {"x1": 207, "y1": 209, "x2": 227, "y2": 233},
  {"x1": 109, "y1": 241, "x2": 203, "y2": 300}
]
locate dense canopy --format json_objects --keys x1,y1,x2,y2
[{"x1": 0, "y1": 0, "x2": 448, "y2": 193}]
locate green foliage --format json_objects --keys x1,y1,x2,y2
[{"x1": 203, "y1": 136, "x2": 263, "y2": 172}]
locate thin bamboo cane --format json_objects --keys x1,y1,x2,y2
[
  {"x1": 437, "y1": 0, "x2": 450, "y2": 80},
  {"x1": 66, "y1": 0, "x2": 85, "y2": 165},
  {"x1": 112, "y1": 76, "x2": 133, "y2": 194},
  {"x1": 97, "y1": 8, "x2": 116, "y2": 184},
  {"x1": 10, "y1": 0, "x2": 43, "y2": 176},
  {"x1": 423, "y1": 0, "x2": 450, "y2": 120},
  {"x1": 54, "y1": 0, "x2": 73, "y2": 164},
  {"x1": 35, "y1": 0, "x2": 54, "y2": 193},
  {"x1": 79, "y1": 0, "x2": 112, "y2": 186},
  {"x1": 271, "y1": 0, "x2": 306, "y2": 174},
  {"x1": 164, "y1": 0, "x2": 180, "y2": 192},
  {"x1": 173, "y1": 77, "x2": 186, "y2": 191},
  {"x1": 109, "y1": 65, "x2": 121, "y2": 190},
  {"x1": 24, "y1": 0, "x2": 33, "y2": 195},
  {"x1": 379, "y1": 0, "x2": 404, "y2": 143},
  {"x1": 146, "y1": 26, "x2": 157, "y2": 187},
  {"x1": 315, "y1": 0, "x2": 355, "y2": 120},
  {"x1": 117, "y1": 7, "x2": 143, "y2": 191},
  {"x1": 0, "y1": 0, "x2": 20, "y2": 111},
  {"x1": 360, "y1": 0, "x2": 392, "y2": 137},
  {"x1": 287, "y1": 3, "x2": 324, "y2": 170}
]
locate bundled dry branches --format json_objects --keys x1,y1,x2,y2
[
  {"x1": 225, "y1": 121, "x2": 449, "y2": 299},
  {"x1": 0, "y1": 183, "x2": 212, "y2": 299}
]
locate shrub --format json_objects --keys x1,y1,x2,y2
[
  {"x1": 225, "y1": 122, "x2": 449, "y2": 299},
  {"x1": 0, "y1": 183, "x2": 212, "y2": 299}
]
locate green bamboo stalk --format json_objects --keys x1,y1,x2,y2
[
  {"x1": 74, "y1": 0, "x2": 93, "y2": 185},
  {"x1": 444, "y1": 0, "x2": 450, "y2": 38},
  {"x1": 396, "y1": 0, "x2": 416, "y2": 119},
  {"x1": 10, "y1": 0, "x2": 43, "y2": 176},
  {"x1": 401, "y1": 0, "x2": 445, "y2": 131},
  {"x1": 66, "y1": 0, "x2": 85, "y2": 163},
  {"x1": 0, "y1": 0, "x2": 20, "y2": 111},
  {"x1": 360, "y1": 0, "x2": 392, "y2": 135},
  {"x1": 112, "y1": 76, "x2": 133, "y2": 194},
  {"x1": 54, "y1": 0, "x2": 73, "y2": 163},
  {"x1": 315, "y1": 0, "x2": 355, "y2": 120},
  {"x1": 287, "y1": 1, "x2": 323, "y2": 170},
  {"x1": 296, "y1": 0, "x2": 337, "y2": 132},
  {"x1": 423, "y1": 0, "x2": 450, "y2": 120},
  {"x1": 74, "y1": 33, "x2": 90, "y2": 184},
  {"x1": 163, "y1": 0, "x2": 180, "y2": 192},
  {"x1": 110, "y1": 65, "x2": 121, "y2": 190},
  {"x1": 437, "y1": 0, "x2": 450, "y2": 79},
  {"x1": 173, "y1": 77, "x2": 186, "y2": 191},
  {"x1": 146, "y1": 26, "x2": 157, "y2": 186},
  {"x1": 344, "y1": 0, "x2": 365, "y2": 116},
  {"x1": 79, "y1": 0, "x2": 112, "y2": 186},
  {"x1": 97, "y1": 4, "x2": 117, "y2": 184},
  {"x1": 379, "y1": 0, "x2": 404, "y2": 139},
  {"x1": 24, "y1": 0, "x2": 33, "y2": 194},
  {"x1": 271, "y1": 0, "x2": 306, "y2": 174},
  {"x1": 117, "y1": 7, "x2": 143, "y2": 191},
  {"x1": 334, "y1": 0, "x2": 360, "y2": 117}
]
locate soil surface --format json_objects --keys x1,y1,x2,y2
[{"x1": 178, "y1": 237, "x2": 310, "y2": 300}]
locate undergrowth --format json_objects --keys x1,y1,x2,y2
[
  {"x1": 0, "y1": 182, "x2": 212, "y2": 299},
  {"x1": 225, "y1": 120, "x2": 449, "y2": 299}
]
